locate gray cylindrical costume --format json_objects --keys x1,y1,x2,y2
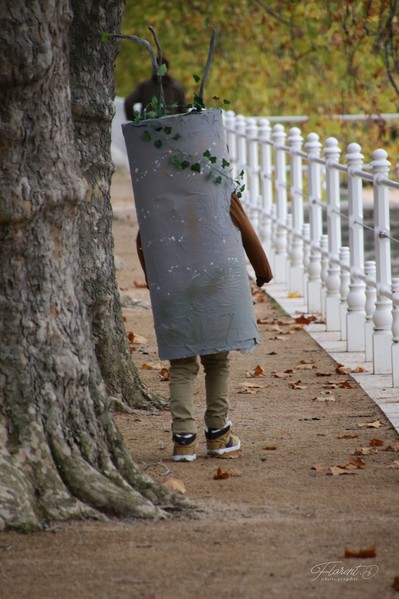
[{"x1": 122, "y1": 108, "x2": 259, "y2": 360}]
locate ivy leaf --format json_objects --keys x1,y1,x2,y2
[
  {"x1": 164, "y1": 126, "x2": 172, "y2": 135},
  {"x1": 214, "y1": 176, "x2": 222, "y2": 185},
  {"x1": 203, "y1": 149, "x2": 211, "y2": 158},
  {"x1": 191, "y1": 163, "x2": 202, "y2": 173},
  {"x1": 181, "y1": 160, "x2": 190, "y2": 169},
  {"x1": 222, "y1": 158, "x2": 230, "y2": 168},
  {"x1": 154, "y1": 140, "x2": 162, "y2": 148},
  {"x1": 209, "y1": 156, "x2": 217, "y2": 164}
]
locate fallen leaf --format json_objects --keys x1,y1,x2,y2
[
  {"x1": 328, "y1": 466, "x2": 358, "y2": 476},
  {"x1": 163, "y1": 477, "x2": 186, "y2": 494},
  {"x1": 237, "y1": 388, "x2": 258, "y2": 395},
  {"x1": 267, "y1": 351, "x2": 278, "y2": 356},
  {"x1": 239, "y1": 382, "x2": 264, "y2": 388},
  {"x1": 269, "y1": 335, "x2": 289, "y2": 341},
  {"x1": 358, "y1": 420, "x2": 385, "y2": 429},
  {"x1": 337, "y1": 433, "x2": 359, "y2": 440},
  {"x1": 352, "y1": 447, "x2": 379, "y2": 456},
  {"x1": 142, "y1": 361, "x2": 164, "y2": 370},
  {"x1": 313, "y1": 394, "x2": 336, "y2": 402},
  {"x1": 263, "y1": 324, "x2": 282, "y2": 332},
  {"x1": 160, "y1": 367, "x2": 170, "y2": 381},
  {"x1": 296, "y1": 362, "x2": 317, "y2": 370},
  {"x1": 384, "y1": 441, "x2": 399, "y2": 452},
  {"x1": 262, "y1": 445, "x2": 278, "y2": 451},
  {"x1": 344, "y1": 544, "x2": 377, "y2": 559},
  {"x1": 369, "y1": 438, "x2": 384, "y2": 447},
  {"x1": 339, "y1": 380, "x2": 355, "y2": 389},
  {"x1": 256, "y1": 317, "x2": 274, "y2": 325},
  {"x1": 348, "y1": 456, "x2": 366, "y2": 469},
  {"x1": 288, "y1": 291, "x2": 302, "y2": 298},
  {"x1": 213, "y1": 467, "x2": 230, "y2": 480},
  {"x1": 272, "y1": 369, "x2": 294, "y2": 378},
  {"x1": 245, "y1": 365, "x2": 265, "y2": 378},
  {"x1": 290, "y1": 380, "x2": 308, "y2": 390},
  {"x1": 295, "y1": 314, "x2": 317, "y2": 325},
  {"x1": 335, "y1": 364, "x2": 353, "y2": 375},
  {"x1": 352, "y1": 365, "x2": 368, "y2": 373},
  {"x1": 316, "y1": 371, "x2": 333, "y2": 377},
  {"x1": 311, "y1": 464, "x2": 330, "y2": 475},
  {"x1": 387, "y1": 459, "x2": 399, "y2": 469}
]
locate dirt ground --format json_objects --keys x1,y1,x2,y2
[{"x1": 1, "y1": 169, "x2": 399, "y2": 599}]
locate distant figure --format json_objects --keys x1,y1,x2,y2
[{"x1": 124, "y1": 57, "x2": 186, "y2": 120}]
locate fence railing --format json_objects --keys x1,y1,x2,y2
[{"x1": 223, "y1": 111, "x2": 399, "y2": 388}]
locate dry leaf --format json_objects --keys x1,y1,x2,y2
[
  {"x1": 267, "y1": 351, "x2": 278, "y2": 356},
  {"x1": 295, "y1": 314, "x2": 317, "y2": 325},
  {"x1": 339, "y1": 380, "x2": 355, "y2": 389},
  {"x1": 358, "y1": 420, "x2": 385, "y2": 429},
  {"x1": 269, "y1": 335, "x2": 289, "y2": 341},
  {"x1": 213, "y1": 467, "x2": 230, "y2": 480},
  {"x1": 387, "y1": 459, "x2": 399, "y2": 469},
  {"x1": 316, "y1": 371, "x2": 333, "y2": 377},
  {"x1": 163, "y1": 477, "x2": 186, "y2": 494},
  {"x1": 369, "y1": 438, "x2": 384, "y2": 447},
  {"x1": 344, "y1": 545, "x2": 377, "y2": 559},
  {"x1": 328, "y1": 466, "x2": 358, "y2": 476},
  {"x1": 239, "y1": 382, "x2": 264, "y2": 388},
  {"x1": 133, "y1": 280, "x2": 147, "y2": 288},
  {"x1": 288, "y1": 291, "x2": 302, "y2": 298},
  {"x1": 352, "y1": 447, "x2": 379, "y2": 456},
  {"x1": 335, "y1": 364, "x2": 353, "y2": 375},
  {"x1": 311, "y1": 464, "x2": 330, "y2": 475},
  {"x1": 296, "y1": 363, "x2": 317, "y2": 370},
  {"x1": 262, "y1": 445, "x2": 278, "y2": 451},
  {"x1": 291, "y1": 380, "x2": 307, "y2": 390},
  {"x1": 337, "y1": 433, "x2": 359, "y2": 440},
  {"x1": 237, "y1": 388, "x2": 258, "y2": 395},
  {"x1": 160, "y1": 367, "x2": 170, "y2": 381},
  {"x1": 385, "y1": 442, "x2": 399, "y2": 452},
  {"x1": 272, "y1": 369, "x2": 294, "y2": 378},
  {"x1": 245, "y1": 365, "x2": 265, "y2": 378},
  {"x1": 313, "y1": 394, "x2": 336, "y2": 402}
]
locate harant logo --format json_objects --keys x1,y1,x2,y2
[{"x1": 310, "y1": 561, "x2": 379, "y2": 582}]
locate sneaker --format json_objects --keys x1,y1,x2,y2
[
  {"x1": 205, "y1": 421, "x2": 241, "y2": 457},
  {"x1": 172, "y1": 433, "x2": 197, "y2": 462}
]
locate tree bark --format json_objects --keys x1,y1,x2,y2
[
  {"x1": 0, "y1": 0, "x2": 186, "y2": 531},
  {"x1": 70, "y1": 0, "x2": 164, "y2": 409}
]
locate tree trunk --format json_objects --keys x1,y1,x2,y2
[
  {"x1": 70, "y1": 0, "x2": 163, "y2": 409},
  {"x1": 0, "y1": 0, "x2": 187, "y2": 531}
]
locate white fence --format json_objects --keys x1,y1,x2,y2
[{"x1": 223, "y1": 111, "x2": 399, "y2": 388}]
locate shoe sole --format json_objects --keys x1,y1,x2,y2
[
  {"x1": 172, "y1": 453, "x2": 197, "y2": 462},
  {"x1": 207, "y1": 439, "x2": 241, "y2": 456}
]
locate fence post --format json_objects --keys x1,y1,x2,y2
[
  {"x1": 287, "y1": 127, "x2": 304, "y2": 296},
  {"x1": 305, "y1": 133, "x2": 322, "y2": 313},
  {"x1": 224, "y1": 110, "x2": 237, "y2": 179},
  {"x1": 320, "y1": 234, "x2": 329, "y2": 318},
  {"x1": 345, "y1": 143, "x2": 366, "y2": 352},
  {"x1": 286, "y1": 213, "x2": 293, "y2": 285},
  {"x1": 258, "y1": 118, "x2": 273, "y2": 255},
  {"x1": 371, "y1": 148, "x2": 393, "y2": 374},
  {"x1": 272, "y1": 124, "x2": 287, "y2": 283},
  {"x1": 339, "y1": 246, "x2": 350, "y2": 341},
  {"x1": 364, "y1": 261, "x2": 377, "y2": 362},
  {"x1": 392, "y1": 278, "x2": 399, "y2": 387},
  {"x1": 324, "y1": 137, "x2": 342, "y2": 331},
  {"x1": 246, "y1": 117, "x2": 260, "y2": 225},
  {"x1": 235, "y1": 114, "x2": 247, "y2": 198},
  {"x1": 302, "y1": 223, "x2": 311, "y2": 304}
]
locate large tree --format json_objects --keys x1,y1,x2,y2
[{"x1": 0, "y1": 0, "x2": 187, "y2": 531}]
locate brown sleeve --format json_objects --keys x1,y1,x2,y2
[
  {"x1": 230, "y1": 193, "x2": 273, "y2": 285},
  {"x1": 136, "y1": 230, "x2": 149, "y2": 287}
]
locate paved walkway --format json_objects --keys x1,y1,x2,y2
[{"x1": 265, "y1": 281, "x2": 399, "y2": 434}]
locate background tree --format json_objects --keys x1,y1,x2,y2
[
  {"x1": 115, "y1": 0, "x2": 399, "y2": 156},
  {"x1": 0, "y1": 0, "x2": 187, "y2": 531}
]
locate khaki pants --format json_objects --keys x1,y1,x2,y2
[{"x1": 169, "y1": 351, "x2": 230, "y2": 435}]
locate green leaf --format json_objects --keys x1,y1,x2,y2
[
  {"x1": 204, "y1": 17, "x2": 210, "y2": 28},
  {"x1": 209, "y1": 156, "x2": 217, "y2": 164},
  {"x1": 214, "y1": 176, "x2": 222, "y2": 185},
  {"x1": 142, "y1": 131, "x2": 151, "y2": 142},
  {"x1": 193, "y1": 74, "x2": 201, "y2": 83},
  {"x1": 191, "y1": 163, "x2": 202, "y2": 173},
  {"x1": 157, "y1": 63, "x2": 167, "y2": 76},
  {"x1": 164, "y1": 126, "x2": 172, "y2": 135},
  {"x1": 222, "y1": 158, "x2": 230, "y2": 168},
  {"x1": 181, "y1": 160, "x2": 190, "y2": 169},
  {"x1": 101, "y1": 32, "x2": 110, "y2": 41},
  {"x1": 203, "y1": 150, "x2": 211, "y2": 158},
  {"x1": 155, "y1": 126, "x2": 163, "y2": 131},
  {"x1": 154, "y1": 140, "x2": 162, "y2": 148},
  {"x1": 223, "y1": 99, "x2": 231, "y2": 105},
  {"x1": 172, "y1": 133, "x2": 181, "y2": 140}
]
